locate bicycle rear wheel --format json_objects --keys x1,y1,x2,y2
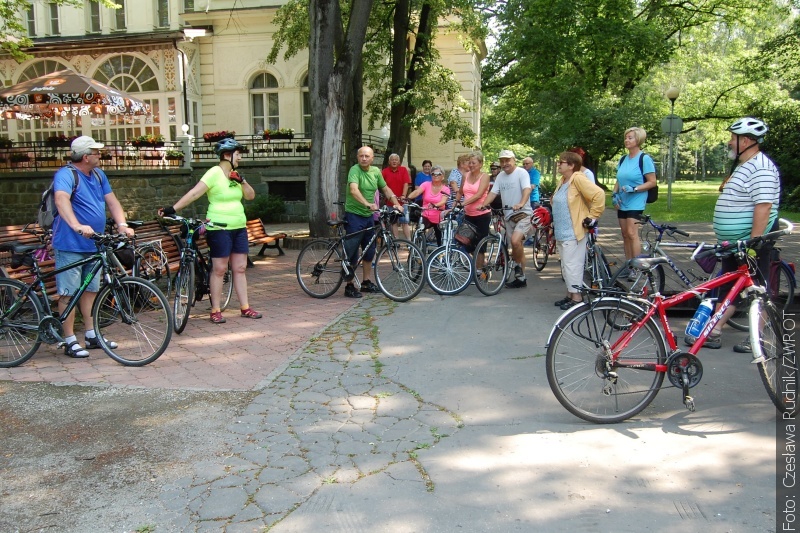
[
  {"x1": 134, "y1": 245, "x2": 172, "y2": 298},
  {"x1": 92, "y1": 277, "x2": 172, "y2": 366},
  {"x1": 729, "y1": 261, "x2": 795, "y2": 331},
  {"x1": 374, "y1": 239, "x2": 424, "y2": 302},
  {"x1": 751, "y1": 297, "x2": 796, "y2": 414},
  {"x1": 296, "y1": 239, "x2": 344, "y2": 298},
  {"x1": 425, "y1": 244, "x2": 472, "y2": 296},
  {"x1": 173, "y1": 259, "x2": 195, "y2": 334},
  {"x1": 546, "y1": 298, "x2": 667, "y2": 423},
  {"x1": 584, "y1": 247, "x2": 612, "y2": 290},
  {"x1": 0, "y1": 278, "x2": 43, "y2": 368},
  {"x1": 532, "y1": 227, "x2": 549, "y2": 271},
  {"x1": 473, "y1": 235, "x2": 509, "y2": 296}
]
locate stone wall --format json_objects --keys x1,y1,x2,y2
[{"x1": 0, "y1": 159, "x2": 340, "y2": 225}]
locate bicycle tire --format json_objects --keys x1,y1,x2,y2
[
  {"x1": 92, "y1": 277, "x2": 172, "y2": 366},
  {"x1": 473, "y1": 235, "x2": 509, "y2": 296},
  {"x1": 729, "y1": 261, "x2": 795, "y2": 331},
  {"x1": 0, "y1": 278, "x2": 44, "y2": 368},
  {"x1": 546, "y1": 298, "x2": 667, "y2": 423},
  {"x1": 412, "y1": 225, "x2": 437, "y2": 260},
  {"x1": 425, "y1": 244, "x2": 472, "y2": 296},
  {"x1": 374, "y1": 239, "x2": 425, "y2": 302},
  {"x1": 751, "y1": 297, "x2": 796, "y2": 414},
  {"x1": 134, "y1": 245, "x2": 172, "y2": 298},
  {"x1": 220, "y1": 262, "x2": 233, "y2": 311},
  {"x1": 173, "y1": 259, "x2": 195, "y2": 334},
  {"x1": 532, "y1": 227, "x2": 549, "y2": 271},
  {"x1": 608, "y1": 262, "x2": 664, "y2": 297},
  {"x1": 296, "y1": 239, "x2": 344, "y2": 298}
]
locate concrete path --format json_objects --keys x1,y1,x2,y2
[{"x1": 0, "y1": 212, "x2": 794, "y2": 532}]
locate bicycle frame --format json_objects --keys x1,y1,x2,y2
[
  {"x1": 607, "y1": 262, "x2": 757, "y2": 372},
  {"x1": 335, "y1": 208, "x2": 398, "y2": 280}
]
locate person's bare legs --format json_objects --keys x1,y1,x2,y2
[
  {"x1": 209, "y1": 255, "x2": 230, "y2": 312},
  {"x1": 510, "y1": 230, "x2": 526, "y2": 276},
  {"x1": 229, "y1": 253, "x2": 251, "y2": 310}
]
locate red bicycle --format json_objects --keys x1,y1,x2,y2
[
  {"x1": 545, "y1": 219, "x2": 795, "y2": 423},
  {"x1": 531, "y1": 203, "x2": 556, "y2": 271}
]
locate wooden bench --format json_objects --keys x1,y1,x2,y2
[
  {"x1": 0, "y1": 258, "x2": 58, "y2": 303},
  {"x1": 245, "y1": 219, "x2": 286, "y2": 257},
  {"x1": 134, "y1": 219, "x2": 182, "y2": 275},
  {"x1": 0, "y1": 224, "x2": 46, "y2": 267}
]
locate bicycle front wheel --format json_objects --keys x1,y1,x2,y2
[
  {"x1": 584, "y1": 247, "x2": 612, "y2": 291},
  {"x1": 92, "y1": 277, "x2": 172, "y2": 366},
  {"x1": 546, "y1": 298, "x2": 667, "y2": 423},
  {"x1": 173, "y1": 260, "x2": 195, "y2": 334},
  {"x1": 296, "y1": 239, "x2": 344, "y2": 298},
  {"x1": 473, "y1": 235, "x2": 509, "y2": 296},
  {"x1": 0, "y1": 278, "x2": 43, "y2": 368},
  {"x1": 729, "y1": 262, "x2": 795, "y2": 331},
  {"x1": 134, "y1": 245, "x2": 172, "y2": 298},
  {"x1": 751, "y1": 297, "x2": 796, "y2": 414},
  {"x1": 532, "y1": 228, "x2": 549, "y2": 271},
  {"x1": 374, "y1": 239, "x2": 425, "y2": 302},
  {"x1": 425, "y1": 245, "x2": 472, "y2": 296}
]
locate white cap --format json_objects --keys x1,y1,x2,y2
[
  {"x1": 71, "y1": 135, "x2": 104, "y2": 154},
  {"x1": 498, "y1": 149, "x2": 515, "y2": 160}
]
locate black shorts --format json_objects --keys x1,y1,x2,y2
[
  {"x1": 617, "y1": 209, "x2": 643, "y2": 220},
  {"x1": 205, "y1": 228, "x2": 249, "y2": 258}
]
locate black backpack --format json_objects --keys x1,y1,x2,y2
[
  {"x1": 37, "y1": 164, "x2": 100, "y2": 229},
  {"x1": 617, "y1": 153, "x2": 658, "y2": 204}
]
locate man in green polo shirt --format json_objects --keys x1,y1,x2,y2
[{"x1": 343, "y1": 146, "x2": 403, "y2": 298}]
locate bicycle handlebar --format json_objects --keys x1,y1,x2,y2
[
  {"x1": 160, "y1": 215, "x2": 228, "y2": 229},
  {"x1": 636, "y1": 214, "x2": 690, "y2": 238},
  {"x1": 692, "y1": 218, "x2": 794, "y2": 261}
]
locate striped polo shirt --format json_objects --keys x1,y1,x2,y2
[{"x1": 713, "y1": 152, "x2": 780, "y2": 243}]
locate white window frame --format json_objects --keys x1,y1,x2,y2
[
  {"x1": 86, "y1": 0, "x2": 101, "y2": 34},
  {"x1": 26, "y1": 5, "x2": 36, "y2": 37},
  {"x1": 250, "y1": 73, "x2": 280, "y2": 135},
  {"x1": 154, "y1": 0, "x2": 169, "y2": 28},
  {"x1": 113, "y1": 0, "x2": 127, "y2": 31},
  {"x1": 48, "y1": 2, "x2": 60, "y2": 36}
]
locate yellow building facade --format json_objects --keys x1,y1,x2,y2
[{"x1": 1, "y1": 0, "x2": 483, "y2": 170}]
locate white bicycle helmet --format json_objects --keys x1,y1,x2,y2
[{"x1": 728, "y1": 117, "x2": 768, "y2": 143}]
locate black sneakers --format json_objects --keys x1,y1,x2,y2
[
  {"x1": 360, "y1": 280, "x2": 380, "y2": 293},
  {"x1": 505, "y1": 278, "x2": 527, "y2": 289},
  {"x1": 344, "y1": 283, "x2": 363, "y2": 298}
]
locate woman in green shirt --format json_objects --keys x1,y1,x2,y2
[{"x1": 160, "y1": 139, "x2": 262, "y2": 324}]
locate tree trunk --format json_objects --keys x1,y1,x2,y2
[{"x1": 307, "y1": 0, "x2": 374, "y2": 237}]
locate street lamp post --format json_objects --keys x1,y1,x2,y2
[{"x1": 661, "y1": 87, "x2": 681, "y2": 211}]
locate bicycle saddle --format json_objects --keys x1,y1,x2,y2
[
  {"x1": 629, "y1": 256, "x2": 669, "y2": 271},
  {"x1": 0, "y1": 242, "x2": 43, "y2": 255}
]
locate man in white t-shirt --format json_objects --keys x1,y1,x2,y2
[{"x1": 479, "y1": 149, "x2": 533, "y2": 288}]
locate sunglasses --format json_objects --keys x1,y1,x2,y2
[{"x1": 432, "y1": 172, "x2": 444, "y2": 176}]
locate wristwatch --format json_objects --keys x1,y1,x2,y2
[{"x1": 117, "y1": 222, "x2": 129, "y2": 228}]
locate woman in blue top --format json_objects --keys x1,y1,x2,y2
[
  {"x1": 612, "y1": 127, "x2": 657, "y2": 268},
  {"x1": 414, "y1": 160, "x2": 433, "y2": 188}
]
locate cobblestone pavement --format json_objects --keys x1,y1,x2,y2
[{"x1": 151, "y1": 297, "x2": 462, "y2": 530}]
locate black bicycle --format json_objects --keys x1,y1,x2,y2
[
  {"x1": 162, "y1": 216, "x2": 233, "y2": 334},
  {"x1": 296, "y1": 205, "x2": 425, "y2": 302},
  {"x1": 0, "y1": 233, "x2": 172, "y2": 367}
]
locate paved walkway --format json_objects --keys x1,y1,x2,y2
[{"x1": 1, "y1": 213, "x2": 794, "y2": 531}]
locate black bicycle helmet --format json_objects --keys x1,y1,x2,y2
[
  {"x1": 728, "y1": 117, "x2": 768, "y2": 143},
  {"x1": 214, "y1": 138, "x2": 244, "y2": 156}
]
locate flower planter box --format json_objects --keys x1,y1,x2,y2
[
  {"x1": 100, "y1": 155, "x2": 113, "y2": 161},
  {"x1": 143, "y1": 155, "x2": 163, "y2": 161},
  {"x1": 274, "y1": 148, "x2": 293, "y2": 154},
  {"x1": 9, "y1": 155, "x2": 31, "y2": 163},
  {"x1": 46, "y1": 141, "x2": 72, "y2": 148},
  {"x1": 264, "y1": 133, "x2": 294, "y2": 141},
  {"x1": 295, "y1": 147, "x2": 311, "y2": 153},
  {"x1": 204, "y1": 135, "x2": 234, "y2": 143},
  {"x1": 131, "y1": 141, "x2": 165, "y2": 148}
]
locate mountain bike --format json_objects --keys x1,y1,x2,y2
[
  {"x1": 296, "y1": 205, "x2": 425, "y2": 302},
  {"x1": 0, "y1": 233, "x2": 172, "y2": 367},
  {"x1": 407, "y1": 202, "x2": 439, "y2": 260},
  {"x1": 530, "y1": 197, "x2": 555, "y2": 271},
  {"x1": 162, "y1": 216, "x2": 233, "y2": 334},
  {"x1": 583, "y1": 220, "x2": 613, "y2": 290},
  {"x1": 545, "y1": 219, "x2": 795, "y2": 423}
]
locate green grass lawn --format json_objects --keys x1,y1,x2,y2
[{"x1": 603, "y1": 179, "x2": 800, "y2": 223}]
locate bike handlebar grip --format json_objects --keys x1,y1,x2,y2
[{"x1": 674, "y1": 229, "x2": 690, "y2": 237}]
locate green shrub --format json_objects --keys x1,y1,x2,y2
[{"x1": 245, "y1": 194, "x2": 286, "y2": 223}]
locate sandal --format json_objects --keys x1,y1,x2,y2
[
  {"x1": 559, "y1": 299, "x2": 581, "y2": 310},
  {"x1": 85, "y1": 336, "x2": 119, "y2": 350},
  {"x1": 210, "y1": 311, "x2": 226, "y2": 324},
  {"x1": 240, "y1": 307, "x2": 262, "y2": 319},
  {"x1": 64, "y1": 341, "x2": 89, "y2": 358}
]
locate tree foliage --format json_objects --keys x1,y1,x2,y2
[
  {"x1": 1, "y1": 0, "x2": 119, "y2": 62},
  {"x1": 483, "y1": 0, "x2": 794, "y2": 165}
]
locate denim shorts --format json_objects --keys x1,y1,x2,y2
[
  {"x1": 205, "y1": 228, "x2": 249, "y2": 258},
  {"x1": 55, "y1": 249, "x2": 100, "y2": 296}
]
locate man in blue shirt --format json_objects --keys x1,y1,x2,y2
[
  {"x1": 53, "y1": 136, "x2": 134, "y2": 358},
  {"x1": 522, "y1": 157, "x2": 541, "y2": 245}
]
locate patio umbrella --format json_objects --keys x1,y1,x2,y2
[{"x1": 0, "y1": 69, "x2": 150, "y2": 119}]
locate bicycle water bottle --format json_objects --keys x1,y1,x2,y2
[{"x1": 685, "y1": 299, "x2": 714, "y2": 337}]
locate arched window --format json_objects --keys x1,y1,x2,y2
[
  {"x1": 301, "y1": 74, "x2": 311, "y2": 136},
  {"x1": 91, "y1": 55, "x2": 164, "y2": 142},
  {"x1": 250, "y1": 72, "x2": 279, "y2": 134},
  {"x1": 18, "y1": 59, "x2": 70, "y2": 81}
]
